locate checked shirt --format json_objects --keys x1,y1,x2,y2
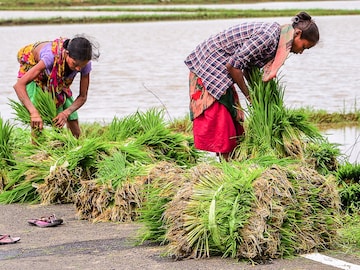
[{"x1": 184, "y1": 22, "x2": 281, "y2": 100}]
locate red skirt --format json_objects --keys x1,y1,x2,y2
[{"x1": 193, "y1": 101, "x2": 244, "y2": 154}]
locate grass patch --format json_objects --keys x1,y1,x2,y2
[
  {"x1": 1, "y1": 5, "x2": 360, "y2": 25},
  {"x1": 294, "y1": 107, "x2": 360, "y2": 130},
  {"x1": 0, "y1": 0, "x2": 353, "y2": 8}
]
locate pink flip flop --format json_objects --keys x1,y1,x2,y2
[
  {"x1": 0, "y1": 234, "x2": 21, "y2": 245},
  {"x1": 28, "y1": 214, "x2": 63, "y2": 228}
]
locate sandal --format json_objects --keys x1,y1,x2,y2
[
  {"x1": 0, "y1": 234, "x2": 21, "y2": 245},
  {"x1": 28, "y1": 214, "x2": 63, "y2": 228}
]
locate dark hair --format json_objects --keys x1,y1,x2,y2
[
  {"x1": 64, "y1": 34, "x2": 100, "y2": 61},
  {"x1": 292, "y1": 11, "x2": 319, "y2": 44}
]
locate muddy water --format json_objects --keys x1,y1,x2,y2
[{"x1": 0, "y1": 15, "x2": 359, "y2": 162}]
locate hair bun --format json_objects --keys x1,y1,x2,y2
[
  {"x1": 294, "y1": 11, "x2": 312, "y2": 22},
  {"x1": 292, "y1": 16, "x2": 300, "y2": 23}
]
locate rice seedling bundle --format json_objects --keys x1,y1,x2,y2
[
  {"x1": 108, "y1": 176, "x2": 147, "y2": 222},
  {"x1": 0, "y1": 117, "x2": 14, "y2": 168},
  {"x1": 138, "y1": 161, "x2": 188, "y2": 244},
  {"x1": 155, "y1": 159, "x2": 341, "y2": 261},
  {"x1": 9, "y1": 88, "x2": 57, "y2": 127},
  {"x1": 0, "y1": 117, "x2": 14, "y2": 190},
  {"x1": 106, "y1": 108, "x2": 201, "y2": 167},
  {"x1": 239, "y1": 164, "x2": 341, "y2": 260},
  {"x1": 163, "y1": 161, "x2": 258, "y2": 259},
  {"x1": 134, "y1": 127, "x2": 199, "y2": 166},
  {"x1": 0, "y1": 169, "x2": 9, "y2": 191},
  {"x1": 234, "y1": 68, "x2": 322, "y2": 160},
  {"x1": 36, "y1": 162, "x2": 80, "y2": 204},
  {"x1": 238, "y1": 165, "x2": 293, "y2": 259},
  {"x1": 106, "y1": 114, "x2": 142, "y2": 142},
  {"x1": 0, "y1": 168, "x2": 42, "y2": 204},
  {"x1": 338, "y1": 212, "x2": 360, "y2": 250},
  {"x1": 0, "y1": 147, "x2": 54, "y2": 204},
  {"x1": 71, "y1": 110, "x2": 201, "y2": 222},
  {"x1": 75, "y1": 150, "x2": 149, "y2": 222},
  {"x1": 0, "y1": 127, "x2": 116, "y2": 205},
  {"x1": 75, "y1": 180, "x2": 114, "y2": 221},
  {"x1": 304, "y1": 140, "x2": 341, "y2": 175},
  {"x1": 337, "y1": 162, "x2": 360, "y2": 210}
]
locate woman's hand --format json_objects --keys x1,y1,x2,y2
[
  {"x1": 30, "y1": 111, "x2": 43, "y2": 131},
  {"x1": 53, "y1": 111, "x2": 70, "y2": 128}
]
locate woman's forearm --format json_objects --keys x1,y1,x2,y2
[{"x1": 225, "y1": 63, "x2": 250, "y2": 101}]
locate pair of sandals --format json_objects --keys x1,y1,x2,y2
[
  {"x1": 0, "y1": 214, "x2": 63, "y2": 245},
  {"x1": 28, "y1": 214, "x2": 63, "y2": 228}
]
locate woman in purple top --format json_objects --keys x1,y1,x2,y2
[
  {"x1": 184, "y1": 11, "x2": 319, "y2": 160},
  {"x1": 14, "y1": 35, "x2": 100, "y2": 138}
]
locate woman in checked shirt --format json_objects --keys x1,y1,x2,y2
[{"x1": 184, "y1": 11, "x2": 319, "y2": 160}]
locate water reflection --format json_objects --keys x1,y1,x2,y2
[{"x1": 324, "y1": 127, "x2": 360, "y2": 164}]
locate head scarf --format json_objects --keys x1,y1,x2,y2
[{"x1": 262, "y1": 24, "x2": 294, "y2": 82}]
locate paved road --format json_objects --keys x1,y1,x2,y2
[{"x1": 0, "y1": 204, "x2": 358, "y2": 270}]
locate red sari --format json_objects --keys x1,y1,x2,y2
[{"x1": 189, "y1": 72, "x2": 244, "y2": 154}]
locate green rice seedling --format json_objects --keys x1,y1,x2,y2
[
  {"x1": 339, "y1": 182, "x2": 360, "y2": 210},
  {"x1": 133, "y1": 121, "x2": 201, "y2": 167},
  {"x1": 96, "y1": 151, "x2": 146, "y2": 189},
  {"x1": 338, "y1": 211, "x2": 360, "y2": 253},
  {"x1": 234, "y1": 68, "x2": 324, "y2": 160},
  {"x1": 106, "y1": 108, "x2": 165, "y2": 142},
  {"x1": 8, "y1": 99, "x2": 31, "y2": 124},
  {"x1": 60, "y1": 137, "x2": 112, "y2": 173},
  {"x1": 335, "y1": 162, "x2": 360, "y2": 211},
  {"x1": 138, "y1": 182, "x2": 172, "y2": 243},
  {"x1": 304, "y1": 140, "x2": 342, "y2": 175},
  {"x1": 80, "y1": 122, "x2": 107, "y2": 139},
  {"x1": 208, "y1": 161, "x2": 260, "y2": 258},
  {"x1": 280, "y1": 166, "x2": 342, "y2": 255},
  {"x1": 42, "y1": 129, "x2": 114, "y2": 172},
  {"x1": 337, "y1": 162, "x2": 360, "y2": 183},
  {"x1": 237, "y1": 163, "x2": 341, "y2": 261},
  {"x1": 9, "y1": 89, "x2": 57, "y2": 127},
  {"x1": 106, "y1": 108, "x2": 201, "y2": 166},
  {"x1": 164, "y1": 161, "x2": 261, "y2": 259},
  {"x1": 0, "y1": 180, "x2": 40, "y2": 204},
  {"x1": 116, "y1": 142, "x2": 153, "y2": 165},
  {"x1": 0, "y1": 156, "x2": 51, "y2": 203},
  {"x1": 283, "y1": 108, "x2": 323, "y2": 143},
  {"x1": 137, "y1": 161, "x2": 187, "y2": 244},
  {"x1": 34, "y1": 89, "x2": 57, "y2": 124},
  {"x1": 106, "y1": 114, "x2": 141, "y2": 142},
  {"x1": 179, "y1": 174, "x2": 222, "y2": 258},
  {"x1": 0, "y1": 128, "x2": 82, "y2": 204},
  {"x1": 80, "y1": 151, "x2": 151, "y2": 222},
  {"x1": 136, "y1": 108, "x2": 167, "y2": 132},
  {"x1": 0, "y1": 116, "x2": 14, "y2": 167},
  {"x1": 168, "y1": 114, "x2": 193, "y2": 135}
]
